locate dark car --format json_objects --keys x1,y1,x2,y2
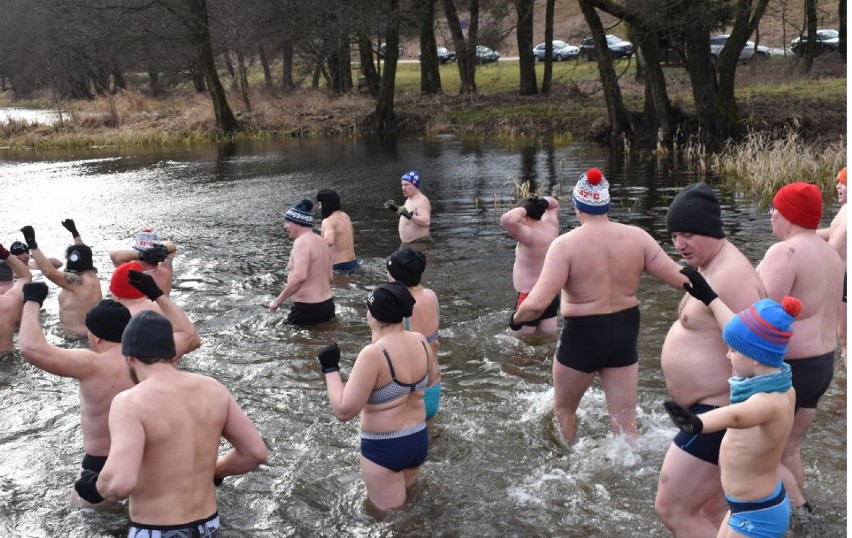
[
  {"x1": 475, "y1": 45, "x2": 500, "y2": 64},
  {"x1": 579, "y1": 35, "x2": 633, "y2": 61},
  {"x1": 418, "y1": 46, "x2": 456, "y2": 64},
  {"x1": 791, "y1": 29, "x2": 839, "y2": 57}
]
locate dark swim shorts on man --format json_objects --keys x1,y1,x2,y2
[
  {"x1": 555, "y1": 306, "x2": 640, "y2": 373},
  {"x1": 286, "y1": 298, "x2": 335, "y2": 325}
]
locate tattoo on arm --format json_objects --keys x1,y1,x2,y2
[
  {"x1": 648, "y1": 248, "x2": 661, "y2": 264},
  {"x1": 64, "y1": 272, "x2": 83, "y2": 285}
]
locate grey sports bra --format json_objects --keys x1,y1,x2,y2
[{"x1": 367, "y1": 341, "x2": 430, "y2": 405}]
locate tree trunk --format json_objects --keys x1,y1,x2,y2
[
  {"x1": 682, "y1": 14, "x2": 726, "y2": 148},
  {"x1": 416, "y1": 0, "x2": 442, "y2": 95},
  {"x1": 190, "y1": 0, "x2": 238, "y2": 132},
  {"x1": 147, "y1": 68, "x2": 162, "y2": 96},
  {"x1": 358, "y1": 32, "x2": 381, "y2": 97},
  {"x1": 578, "y1": 0, "x2": 632, "y2": 146},
  {"x1": 282, "y1": 39, "x2": 295, "y2": 90},
  {"x1": 326, "y1": 36, "x2": 353, "y2": 93},
  {"x1": 540, "y1": 0, "x2": 555, "y2": 94},
  {"x1": 374, "y1": 0, "x2": 400, "y2": 132},
  {"x1": 223, "y1": 51, "x2": 238, "y2": 92},
  {"x1": 803, "y1": 0, "x2": 818, "y2": 71},
  {"x1": 442, "y1": 0, "x2": 478, "y2": 94},
  {"x1": 235, "y1": 48, "x2": 251, "y2": 111},
  {"x1": 111, "y1": 70, "x2": 126, "y2": 92},
  {"x1": 636, "y1": 29, "x2": 674, "y2": 144},
  {"x1": 514, "y1": 0, "x2": 537, "y2": 95},
  {"x1": 258, "y1": 44, "x2": 273, "y2": 90}
]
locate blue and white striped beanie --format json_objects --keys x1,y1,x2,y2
[{"x1": 285, "y1": 199, "x2": 314, "y2": 227}]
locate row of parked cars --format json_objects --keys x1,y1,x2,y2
[
  {"x1": 533, "y1": 35, "x2": 634, "y2": 61},
  {"x1": 417, "y1": 45, "x2": 500, "y2": 64}
]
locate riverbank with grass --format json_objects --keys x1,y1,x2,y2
[{"x1": 0, "y1": 55, "x2": 846, "y2": 197}]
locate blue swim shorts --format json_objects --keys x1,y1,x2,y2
[{"x1": 361, "y1": 422, "x2": 428, "y2": 472}]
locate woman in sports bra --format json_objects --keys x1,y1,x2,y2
[
  {"x1": 386, "y1": 248, "x2": 442, "y2": 424},
  {"x1": 317, "y1": 281, "x2": 430, "y2": 512}
]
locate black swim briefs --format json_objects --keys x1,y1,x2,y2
[
  {"x1": 286, "y1": 298, "x2": 335, "y2": 326},
  {"x1": 555, "y1": 306, "x2": 640, "y2": 373},
  {"x1": 787, "y1": 351, "x2": 835, "y2": 409}
]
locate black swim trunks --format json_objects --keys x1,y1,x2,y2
[
  {"x1": 673, "y1": 404, "x2": 726, "y2": 465},
  {"x1": 515, "y1": 293, "x2": 559, "y2": 327},
  {"x1": 787, "y1": 352, "x2": 835, "y2": 409},
  {"x1": 555, "y1": 306, "x2": 640, "y2": 373},
  {"x1": 286, "y1": 298, "x2": 335, "y2": 326}
]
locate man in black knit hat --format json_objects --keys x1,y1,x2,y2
[
  {"x1": 655, "y1": 183, "x2": 766, "y2": 537},
  {"x1": 269, "y1": 199, "x2": 335, "y2": 325}
]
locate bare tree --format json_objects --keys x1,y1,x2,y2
[
  {"x1": 442, "y1": 0, "x2": 480, "y2": 94},
  {"x1": 416, "y1": 0, "x2": 443, "y2": 95},
  {"x1": 514, "y1": 0, "x2": 537, "y2": 95}
]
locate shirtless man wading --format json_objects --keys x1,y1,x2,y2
[
  {"x1": 269, "y1": 199, "x2": 335, "y2": 325},
  {"x1": 817, "y1": 167, "x2": 847, "y2": 364},
  {"x1": 654, "y1": 183, "x2": 765, "y2": 538},
  {"x1": 385, "y1": 170, "x2": 432, "y2": 244},
  {"x1": 316, "y1": 189, "x2": 359, "y2": 274}
]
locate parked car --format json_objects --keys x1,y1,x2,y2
[
  {"x1": 709, "y1": 34, "x2": 770, "y2": 62},
  {"x1": 418, "y1": 46, "x2": 456, "y2": 64},
  {"x1": 579, "y1": 35, "x2": 633, "y2": 61},
  {"x1": 791, "y1": 28, "x2": 839, "y2": 57},
  {"x1": 377, "y1": 43, "x2": 404, "y2": 58},
  {"x1": 475, "y1": 45, "x2": 500, "y2": 64},
  {"x1": 532, "y1": 40, "x2": 580, "y2": 61}
]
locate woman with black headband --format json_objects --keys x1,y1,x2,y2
[{"x1": 317, "y1": 282, "x2": 431, "y2": 512}]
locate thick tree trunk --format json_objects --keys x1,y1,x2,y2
[
  {"x1": 235, "y1": 49, "x2": 251, "y2": 111},
  {"x1": 190, "y1": 0, "x2": 238, "y2": 132},
  {"x1": 540, "y1": 0, "x2": 555, "y2": 94},
  {"x1": 683, "y1": 18, "x2": 726, "y2": 148},
  {"x1": 578, "y1": 0, "x2": 632, "y2": 146},
  {"x1": 282, "y1": 40, "x2": 294, "y2": 90},
  {"x1": 147, "y1": 68, "x2": 162, "y2": 96},
  {"x1": 442, "y1": 0, "x2": 478, "y2": 94},
  {"x1": 803, "y1": 0, "x2": 818, "y2": 71},
  {"x1": 358, "y1": 33, "x2": 381, "y2": 97},
  {"x1": 839, "y1": 0, "x2": 846, "y2": 62},
  {"x1": 111, "y1": 70, "x2": 126, "y2": 92},
  {"x1": 258, "y1": 44, "x2": 273, "y2": 90},
  {"x1": 514, "y1": 0, "x2": 537, "y2": 95},
  {"x1": 374, "y1": 0, "x2": 400, "y2": 132},
  {"x1": 636, "y1": 30, "x2": 674, "y2": 144},
  {"x1": 326, "y1": 37, "x2": 353, "y2": 93},
  {"x1": 416, "y1": 0, "x2": 442, "y2": 95}
]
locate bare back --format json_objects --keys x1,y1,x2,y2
[
  {"x1": 827, "y1": 205, "x2": 847, "y2": 263},
  {"x1": 116, "y1": 371, "x2": 230, "y2": 524},
  {"x1": 321, "y1": 211, "x2": 356, "y2": 264},
  {"x1": 662, "y1": 242, "x2": 764, "y2": 406},
  {"x1": 58, "y1": 271, "x2": 103, "y2": 336},
  {"x1": 510, "y1": 212, "x2": 560, "y2": 292},
  {"x1": 758, "y1": 233, "x2": 844, "y2": 358},
  {"x1": 406, "y1": 286, "x2": 441, "y2": 383},
  {"x1": 289, "y1": 231, "x2": 333, "y2": 303},
  {"x1": 552, "y1": 219, "x2": 669, "y2": 316},
  {"x1": 719, "y1": 390, "x2": 795, "y2": 500},
  {"x1": 78, "y1": 347, "x2": 134, "y2": 456}
]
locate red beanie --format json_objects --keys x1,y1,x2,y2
[
  {"x1": 110, "y1": 261, "x2": 145, "y2": 299},
  {"x1": 772, "y1": 182, "x2": 822, "y2": 229},
  {"x1": 838, "y1": 167, "x2": 847, "y2": 185}
]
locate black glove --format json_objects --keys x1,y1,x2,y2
[
  {"x1": 61, "y1": 219, "x2": 80, "y2": 238},
  {"x1": 680, "y1": 267, "x2": 718, "y2": 306},
  {"x1": 318, "y1": 342, "x2": 341, "y2": 374},
  {"x1": 127, "y1": 269, "x2": 164, "y2": 301},
  {"x1": 397, "y1": 206, "x2": 413, "y2": 219},
  {"x1": 214, "y1": 476, "x2": 224, "y2": 487},
  {"x1": 509, "y1": 310, "x2": 523, "y2": 331},
  {"x1": 663, "y1": 401, "x2": 704, "y2": 434},
  {"x1": 140, "y1": 244, "x2": 169, "y2": 265},
  {"x1": 384, "y1": 200, "x2": 399, "y2": 212},
  {"x1": 20, "y1": 226, "x2": 37, "y2": 250},
  {"x1": 0, "y1": 243, "x2": 8, "y2": 260},
  {"x1": 23, "y1": 282, "x2": 49, "y2": 306},
  {"x1": 74, "y1": 469, "x2": 104, "y2": 504}
]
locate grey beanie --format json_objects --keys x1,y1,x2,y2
[
  {"x1": 666, "y1": 183, "x2": 725, "y2": 238},
  {"x1": 121, "y1": 310, "x2": 176, "y2": 360}
]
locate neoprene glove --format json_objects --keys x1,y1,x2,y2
[
  {"x1": 74, "y1": 469, "x2": 104, "y2": 504},
  {"x1": 680, "y1": 267, "x2": 718, "y2": 306},
  {"x1": 663, "y1": 401, "x2": 704, "y2": 434},
  {"x1": 20, "y1": 226, "x2": 37, "y2": 250},
  {"x1": 318, "y1": 342, "x2": 341, "y2": 374},
  {"x1": 0, "y1": 243, "x2": 9, "y2": 260},
  {"x1": 508, "y1": 310, "x2": 523, "y2": 331},
  {"x1": 384, "y1": 200, "x2": 399, "y2": 212},
  {"x1": 127, "y1": 269, "x2": 164, "y2": 301},
  {"x1": 397, "y1": 207, "x2": 413, "y2": 219},
  {"x1": 140, "y1": 244, "x2": 169, "y2": 265},
  {"x1": 61, "y1": 219, "x2": 80, "y2": 238},
  {"x1": 23, "y1": 282, "x2": 49, "y2": 306}
]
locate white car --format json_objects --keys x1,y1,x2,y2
[
  {"x1": 532, "y1": 40, "x2": 579, "y2": 61},
  {"x1": 710, "y1": 34, "x2": 770, "y2": 62}
]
